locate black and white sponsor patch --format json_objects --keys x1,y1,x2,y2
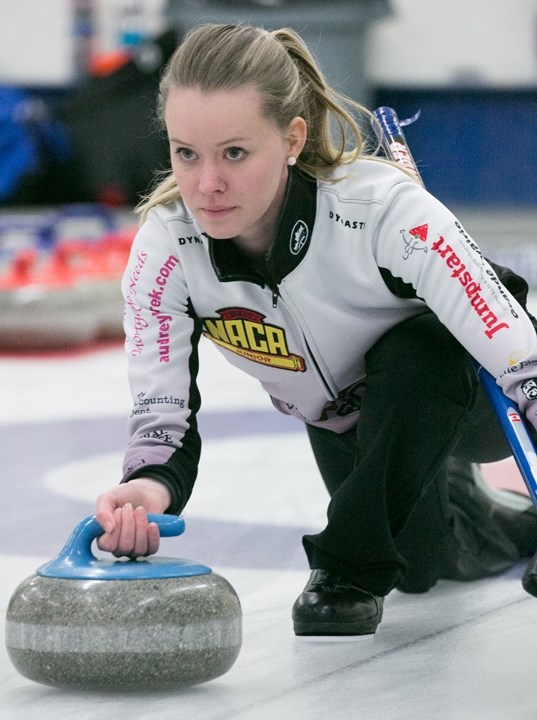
[
  {"x1": 290, "y1": 220, "x2": 308, "y2": 256},
  {"x1": 521, "y1": 378, "x2": 537, "y2": 401}
]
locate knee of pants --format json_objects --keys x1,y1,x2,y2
[
  {"x1": 365, "y1": 313, "x2": 478, "y2": 407},
  {"x1": 453, "y1": 384, "x2": 512, "y2": 462}
]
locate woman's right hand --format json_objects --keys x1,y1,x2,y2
[{"x1": 95, "y1": 478, "x2": 172, "y2": 558}]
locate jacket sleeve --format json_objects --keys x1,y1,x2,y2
[
  {"x1": 372, "y1": 178, "x2": 537, "y2": 433},
  {"x1": 120, "y1": 210, "x2": 202, "y2": 514}
]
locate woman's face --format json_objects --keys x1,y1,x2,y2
[{"x1": 165, "y1": 84, "x2": 306, "y2": 248}]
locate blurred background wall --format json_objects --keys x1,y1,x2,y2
[
  {"x1": 0, "y1": 0, "x2": 535, "y2": 206},
  {"x1": 2, "y1": 1, "x2": 535, "y2": 88}
]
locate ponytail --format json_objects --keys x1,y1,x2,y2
[{"x1": 270, "y1": 28, "x2": 370, "y2": 177}]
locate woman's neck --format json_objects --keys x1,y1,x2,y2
[
  {"x1": 232, "y1": 232, "x2": 272, "y2": 260},
  {"x1": 231, "y1": 169, "x2": 288, "y2": 264}
]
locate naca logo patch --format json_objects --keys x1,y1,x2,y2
[{"x1": 202, "y1": 307, "x2": 306, "y2": 371}]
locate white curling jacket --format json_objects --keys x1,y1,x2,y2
[{"x1": 121, "y1": 159, "x2": 537, "y2": 512}]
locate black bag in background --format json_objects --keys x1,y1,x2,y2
[{"x1": 60, "y1": 29, "x2": 179, "y2": 207}]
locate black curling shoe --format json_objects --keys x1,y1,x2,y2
[{"x1": 292, "y1": 569, "x2": 384, "y2": 636}]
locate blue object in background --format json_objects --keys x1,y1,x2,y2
[
  {"x1": 373, "y1": 88, "x2": 537, "y2": 207},
  {"x1": 0, "y1": 85, "x2": 71, "y2": 202},
  {"x1": 0, "y1": 87, "x2": 36, "y2": 201}
]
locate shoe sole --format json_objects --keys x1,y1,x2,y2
[
  {"x1": 293, "y1": 617, "x2": 381, "y2": 637},
  {"x1": 295, "y1": 634, "x2": 376, "y2": 642}
]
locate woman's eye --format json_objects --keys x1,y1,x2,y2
[
  {"x1": 176, "y1": 147, "x2": 197, "y2": 161},
  {"x1": 225, "y1": 147, "x2": 246, "y2": 161}
]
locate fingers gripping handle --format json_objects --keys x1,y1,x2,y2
[
  {"x1": 40, "y1": 513, "x2": 184, "y2": 572},
  {"x1": 62, "y1": 514, "x2": 185, "y2": 564},
  {"x1": 34, "y1": 514, "x2": 209, "y2": 580}
]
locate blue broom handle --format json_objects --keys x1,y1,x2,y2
[
  {"x1": 373, "y1": 105, "x2": 537, "y2": 503},
  {"x1": 474, "y1": 364, "x2": 537, "y2": 504}
]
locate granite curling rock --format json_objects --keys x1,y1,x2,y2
[{"x1": 6, "y1": 514, "x2": 242, "y2": 690}]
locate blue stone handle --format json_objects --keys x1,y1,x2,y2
[
  {"x1": 60, "y1": 513, "x2": 185, "y2": 567},
  {"x1": 35, "y1": 514, "x2": 209, "y2": 580},
  {"x1": 74, "y1": 513, "x2": 184, "y2": 550}
]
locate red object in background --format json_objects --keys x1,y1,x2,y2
[
  {"x1": 89, "y1": 49, "x2": 132, "y2": 78},
  {"x1": 0, "y1": 218, "x2": 136, "y2": 351},
  {"x1": 0, "y1": 227, "x2": 134, "y2": 290}
]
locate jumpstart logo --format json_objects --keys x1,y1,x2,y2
[
  {"x1": 202, "y1": 307, "x2": 306, "y2": 371},
  {"x1": 410, "y1": 224, "x2": 429, "y2": 242},
  {"x1": 429, "y1": 235, "x2": 510, "y2": 339},
  {"x1": 400, "y1": 224, "x2": 429, "y2": 259},
  {"x1": 402, "y1": 222, "x2": 511, "y2": 340}
]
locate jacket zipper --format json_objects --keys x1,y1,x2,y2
[
  {"x1": 302, "y1": 334, "x2": 336, "y2": 399},
  {"x1": 273, "y1": 283, "x2": 336, "y2": 400}
]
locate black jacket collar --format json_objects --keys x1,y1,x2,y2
[{"x1": 209, "y1": 167, "x2": 317, "y2": 284}]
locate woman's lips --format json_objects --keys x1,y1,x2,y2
[{"x1": 201, "y1": 206, "x2": 236, "y2": 218}]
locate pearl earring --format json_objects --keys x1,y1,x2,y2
[{"x1": 287, "y1": 156, "x2": 297, "y2": 167}]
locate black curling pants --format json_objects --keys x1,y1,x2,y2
[{"x1": 302, "y1": 312, "x2": 523, "y2": 596}]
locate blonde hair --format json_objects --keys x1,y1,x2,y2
[{"x1": 137, "y1": 23, "x2": 378, "y2": 222}]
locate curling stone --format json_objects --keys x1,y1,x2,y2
[{"x1": 6, "y1": 514, "x2": 242, "y2": 690}]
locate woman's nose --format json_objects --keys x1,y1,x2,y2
[{"x1": 197, "y1": 162, "x2": 226, "y2": 194}]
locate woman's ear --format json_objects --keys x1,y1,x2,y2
[{"x1": 287, "y1": 116, "x2": 307, "y2": 158}]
